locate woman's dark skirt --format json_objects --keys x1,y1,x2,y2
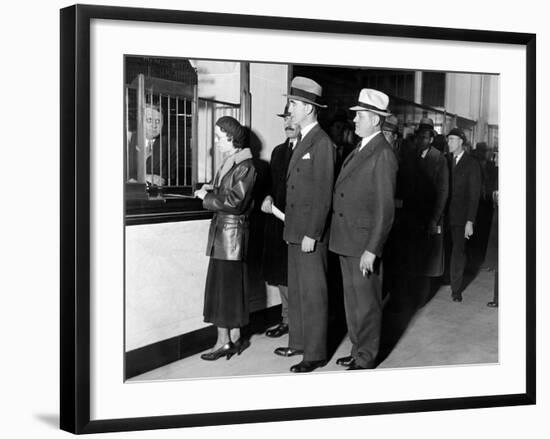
[{"x1": 203, "y1": 258, "x2": 249, "y2": 328}]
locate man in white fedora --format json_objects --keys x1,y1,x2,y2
[
  {"x1": 274, "y1": 76, "x2": 336, "y2": 373},
  {"x1": 329, "y1": 88, "x2": 398, "y2": 370}
]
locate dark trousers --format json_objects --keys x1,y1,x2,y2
[
  {"x1": 288, "y1": 242, "x2": 328, "y2": 361},
  {"x1": 339, "y1": 255, "x2": 382, "y2": 368},
  {"x1": 450, "y1": 225, "x2": 467, "y2": 295},
  {"x1": 468, "y1": 199, "x2": 494, "y2": 272},
  {"x1": 279, "y1": 285, "x2": 289, "y2": 324},
  {"x1": 410, "y1": 275, "x2": 431, "y2": 309}
]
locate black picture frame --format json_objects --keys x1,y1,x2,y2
[{"x1": 60, "y1": 4, "x2": 536, "y2": 434}]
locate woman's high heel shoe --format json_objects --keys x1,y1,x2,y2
[
  {"x1": 200, "y1": 342, "x2": 235, "y2": 361},
  {"x1": 233, "y1": 338, "x2": 250, "y2": 355}
]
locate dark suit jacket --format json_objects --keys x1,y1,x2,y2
[
  {"x1": 283, "y1": 124, "x2": 335, "y2": 244},
  {"x1": 447, "y1": 152, "x2": 482, "y2": 226},
  {"x1": 269, "y1": 140, "x2": 293, "y2": 211},
  {"x1": 329, "y1": 132, "x2": 398, "y2": 258},
  {"x1": 262, "y1": 140, "x2": 293, "y2": 284},
  {"x1": 401, "y1": 146, "x2": 448, "y2": 231},
  {"x1": 401, "y1": 146, "x2": 448, "y2": 276},
  {"x1": 127, "y1": 133, "x2": 177, "y2": 184}
]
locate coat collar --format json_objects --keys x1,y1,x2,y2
[
  {"x1": 421, "y1": 146, "x2": 440, "y2": 161},
  {"x1": 336, "y1": 133, "x2": 386, "y2": 186},
  {"x1": 216, "y1": 148, "x2": 253, "y2": 184},
  {"x1": 451, "y1": 150, "x2": 469, "y2": 172}
]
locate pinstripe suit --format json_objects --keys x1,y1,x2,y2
[
  {"x1": 283, "y1": 124, "x2": 335, "y2": 361},
  {"x1": 329, "y1": 132, "x2": 397, "y2": 367}
]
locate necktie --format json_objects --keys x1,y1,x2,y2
[{"x1": 452, "y1": 155, "x2": 458, "y2": 170}]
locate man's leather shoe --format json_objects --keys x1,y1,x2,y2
[
  {"x1": 487, "y1": 301, "x2": 498, "y2": 308},
  {"x1": 452, "y1": 296, "x2": 463, "y2": 302},
  {"x1": 290, "y1": 360, "x2": 326, "y2": 373},
  {"x1": 347, "y1": 361, "x2": 376, "y2": 370},
  {"x1": 336, "y1": 355, "x2": 355, "y2": 367},
  {"x1": 266, "y1": 323, "x2": 289, "y2": 338},
  {"x1": 274, "y1": 347, "x2": 303, "y2": 357}
]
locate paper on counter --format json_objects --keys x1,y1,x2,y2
[{"x1": 272, "y1": 204, "x2": 285, "y2": 222}]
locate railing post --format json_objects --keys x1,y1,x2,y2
[{"x1": 136, "y1": 74, "x2": 146, "y2": 183}]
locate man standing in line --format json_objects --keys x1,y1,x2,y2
[
  {"x1": 261, "y1": 105, "x2": 300, "y2": 338},
  {"x1": 401, "y1": 118, "x2": 449, "y2": 307},
  {"x1": 382, "y1": 114, "x2": 400, "y2": 156},
  {"x1": 446, "y1": 127, "x2": 481, "y2": 302},
  {"x1": 329, "y1": 89, "x2": 398, "y2": 370},
  {"x1": 275, "y1": 77, "x2": 335, "y2": 373}
]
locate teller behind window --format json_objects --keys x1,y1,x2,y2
[{"x1": 127, "y1": 105, "x2": 176, "y2": 186}]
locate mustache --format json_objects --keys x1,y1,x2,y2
[{"x1": 284, "y1": 127, "x2": 296, "y2": 131}]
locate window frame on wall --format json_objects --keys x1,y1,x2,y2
[
  {"x1": 488, "y1": 123, "x2": 499, "y2": 151},
  {"x1": 124, "y1": 57, "x2": 249, "y2": 225}
]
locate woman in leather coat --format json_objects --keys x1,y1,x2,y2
[{"x1": 194, "y1": 116, "x2": 257, "y2": 360}]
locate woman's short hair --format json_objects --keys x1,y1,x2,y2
[{"x1": 216, "y1": 116, "x2": 247, "y2": 149}]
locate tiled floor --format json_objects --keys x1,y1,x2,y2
[{"x1": 130, "y1": 270, "x2": 498, "y2": 382}]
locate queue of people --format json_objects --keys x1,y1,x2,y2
[{"x1": 193, "y1": 76, "x2": 495, "y2": 372}]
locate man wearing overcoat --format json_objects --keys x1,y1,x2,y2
[
  {"x1": 329, "y1": 89, "x2": 398, "y2": 370},
  {"x1": 446, "y1": 127, "x2": 481, "y2": 302},
  {"x1": 275, "y1": 76, "x2": 336, "y2": 373},
  {"x1": 261, "y1": 105, "x2": 300, "y2": 338},
  {"x1": 400, "y1": 118, "x2": 449, "y2": 307}
]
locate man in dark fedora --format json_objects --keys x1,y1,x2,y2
[
  {"x1": 330, "y1": 88, "x2": 397, "y2": 370},
  {"x1": 261, "y1": 104, "x2": 300, "y2": 338},
  {"x1": 406, "y1": 118, "x2": 449, "y2": 306},
  {"x1": 446, "y1": 127, "x2": 481, "y2": 302},
  {"x1": 382, "y1": 114, "x2": 400, "y2": 156},
  {"x1": 274, "y1": 76, "x2": 335, "y2": 373}
]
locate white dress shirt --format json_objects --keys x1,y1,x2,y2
[
  {"x1": 454, "y1": 150, "x2": 465, "y2": 164},
  {"x1": 359, "y1": 131, "x2": 382, "y2": 151},
  {"x1": 299, "y1": 121, "x2": 318, "y2": 140}
]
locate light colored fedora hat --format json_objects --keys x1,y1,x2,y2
[
  {"x1": 349, "y1": 88, "x2": 392, "y2": 116},
  {"x1": 286, "y1": 76, "x2": 327, "y2": 108}
]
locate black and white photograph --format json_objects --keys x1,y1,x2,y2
[
  {"x1": 45, "y1": 1, "x2": 541, "y2": 436},
  {"x1": 124, "y1": 56, "x2": 501, "y2": 381},
  {"x1": 3, "y1": 0, "x2": 549, "y2": 436}
]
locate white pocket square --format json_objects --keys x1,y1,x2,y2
[{"x1": 302, "y1": 153, "x2": 311, "y2": 160}]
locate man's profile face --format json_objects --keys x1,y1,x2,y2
[
  {"x1": 353, "y1": 111, "x2": 376, "y2": 138},
  {"x1": 144, "y1": 107, "x2": 163, "y2": 140},
  {"x1": 283, "y1": 115, "x2": 300, "y2": 139},
  {"x1": 288, "y1": 99, "x2": 309, "y2": 127}
]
